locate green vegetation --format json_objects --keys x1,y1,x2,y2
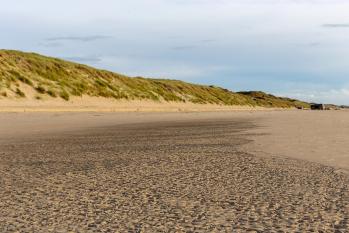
[
  {"x1": 0, "y1": 49, "x2": 310, "y2": 108},
  {"x1": 238, "y1": 91, "x2": 310, "y2": 109},
  {"x1": 35, "y1": 85, "x2": 46, "y2": 94},
  {"x1": 59, "y1": 90, "x2": 70, "y2": 101},
  {"x1": 47, "y1": 89, "x2": 57, "y2": 98},
  {"x1": 15, "y1": 88, "x2": 25, "y2": 97}
]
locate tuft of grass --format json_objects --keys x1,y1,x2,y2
[
  {"x1": 59, "y1": 90, "x2": 70, "y2": 101},
  {"x1": 8, "y1": 70, "x2": 33, "y2": 86},
  {"x1": 47, "y1": 89, "x2": 57, "y2": 97},
  {"x1": 35, "y1": 85, "x2": 46, "y2": 94},
  {"x1": 15, "y1": 88, "x2": 25, "y2": 97}
]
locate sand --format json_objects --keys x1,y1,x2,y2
[
  {"x1": 242, "y1": 110, "x2": 349, "y2": 173},
  {"x1": 0, "y1": 97, "x2": 267, "y2": 112},
  {"x1": 0, "y1": 111, "x2": 348, "y2": 232}
]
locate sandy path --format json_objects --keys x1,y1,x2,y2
[{"x1": 0, "y1": 111, "x2": 348, "y2": 232}]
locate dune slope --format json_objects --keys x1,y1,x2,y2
[{"x1": 0, "y1": 49, "x2": 310, "y2": 109}]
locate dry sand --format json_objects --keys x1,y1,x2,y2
[
  {"x1": 242, "y1": 110, "x2": 349, "y2": 173},
  {"x1": 0, "y1": 97, "x2": 267, "y2": 112},
  {"x1": 0, "y1": 110, "x2": 348, "y2": 232}
]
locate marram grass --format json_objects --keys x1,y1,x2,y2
[{"x1": 0, "y1": 49, "x2": 310, "y2": 108}]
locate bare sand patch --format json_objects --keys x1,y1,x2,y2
[
  {"x1": 0, "y1": 96, "x2": 268, "y2": 112},
  {"x1": 242, "y1": 110, "x2": 349, "y2": 172}
]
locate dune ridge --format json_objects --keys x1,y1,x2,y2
[{"x1": 0, "y1": 50, "x2": 310, "y2": 111}]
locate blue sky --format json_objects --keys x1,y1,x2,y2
[{"x1": 1, "y1": 0, "x2": 349, "y2": 104}]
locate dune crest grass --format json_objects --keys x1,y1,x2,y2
[{"x1": 0, "y1": 49, "x2": 310, "y2": 108}]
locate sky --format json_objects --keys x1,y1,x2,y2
[{"x1": 1, "y1": 0, "x2": 349, "y2": 104}]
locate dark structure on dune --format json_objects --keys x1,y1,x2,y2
[
  {"x1": 311, "y1": 104, "x2": 326, "y2": 110},
  {"x1": 310, "y1": 103, "x2": 342, "y2": 110}
]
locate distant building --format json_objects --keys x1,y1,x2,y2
[{"x1": 311, "y1": 104, "x2": 325, "y2": 110}]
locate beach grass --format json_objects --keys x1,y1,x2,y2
[{"x1": 0, "y1": 49, "x2": 310, "y2": 108}]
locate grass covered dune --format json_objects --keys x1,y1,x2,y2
[{"x1": 0, "y1": 50, "x2": 310, "y2": 109}]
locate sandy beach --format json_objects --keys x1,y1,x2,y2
[
  {"x1": 0, "y1": 110, "x2": 348, "y2": 232},
  {"x1": 243, "y1": 110, "x2": 349, "y2": 173},
  {"x1": 0, "y1": 98, "x2": 268, "y2": 113}
]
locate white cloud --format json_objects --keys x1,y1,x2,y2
[
  {"x1": 99, "y1": 55, "x2": 231, "y2": 81},
  {"x1": 2, "y1": 0, "x2": 349, "y2": 104},
  {"x1": 279, "y1": 88, "x2": 349, "y2": 105}
]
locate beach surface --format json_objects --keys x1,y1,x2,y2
[
  {"x1": 0, "y1": 98, "x2": 267, "y2": 113},
  {"x1": 0, "y1": 110, "x2": 348, "y2": 232}
]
